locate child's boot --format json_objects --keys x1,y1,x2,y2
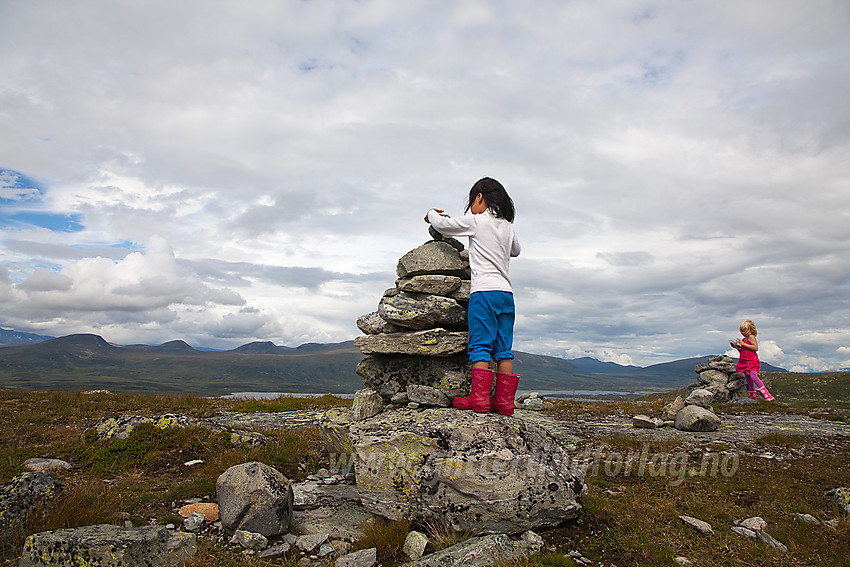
[
  {"x1": 453, "y1": 368, "x2": 494, "y2": 412},
  {"x1": 757, "y1": 386, "x2": 775, "y2": 401},
  {"x1": 490, "y1": 372, "x2": 520, "y2": 415},
  {"x1": 747, "y1": 390, "x2": 758, "y2": 400}
]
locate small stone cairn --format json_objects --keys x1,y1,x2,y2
[
  {"x1": 634, "y1": 356, "x2": 747, "y2": 432},
  {"x1": 690, "y1": 355, "x2": 749, "y2": 403},
  {"x1": 354, "y1": 227, "x2": 472, "y2": 405}
]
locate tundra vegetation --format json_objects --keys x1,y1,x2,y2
[{"x1": 1, "y1": 371, "x2": 849, "y2": 566}]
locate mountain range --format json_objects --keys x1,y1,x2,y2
[{"x1": 0, "y1": 328, "x2": 785, "y2": 397}]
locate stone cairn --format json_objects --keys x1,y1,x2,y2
[
  {"x1": 354, "y1": 227, "x2": 472, "y2": 406},
  {"x1": 314, "y1": 227, "x2": 588, "y2": 537},
  {"x1": 633, "y1": 355, "x2": 749, "y2": 432}
]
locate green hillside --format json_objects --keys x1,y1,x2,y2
[{"x1": 0, "y1": 333, "x2": 774, "y2": 396}]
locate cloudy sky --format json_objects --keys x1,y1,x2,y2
[{"x1": 1, "y1": 1, "x2": 848, "y2": 371}]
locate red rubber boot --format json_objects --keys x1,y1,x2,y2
[
  {"x1": 453, "y1": 368, "x2": 494, "y2": 412},
  {"x1": 490, "y1": 372, "x2": 520, "y2": 415}
]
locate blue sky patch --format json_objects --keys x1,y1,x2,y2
[
  {"x1": 0, "y1": 211, "x2": 85, "y2": 232},
  {"x1": 0, "y1": 168, "x2": 43, "y2": 202}
]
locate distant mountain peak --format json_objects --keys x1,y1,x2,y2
[{"x1": 231, "y1": 341, "x2": 287, "y2": 355}]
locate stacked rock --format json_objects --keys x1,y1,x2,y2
[
  {"x1": 354, "y1": 228, "x2": 472, "y2": 404},
  {"x1": 690, "y1": 355, "x2": 748, "y2": 404}
]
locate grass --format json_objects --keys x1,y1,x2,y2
[
  {"x1": 0, "y1": 390, "x2": 347, "y2": 565},
  {"x1": 228, "y1": 393, "x2": 351, "y2": 413},
  {"x1": 2, "y1": 386, "x2": 850, "y2": 566}
]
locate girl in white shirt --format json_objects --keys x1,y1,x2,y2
[{"x1": 425, "y1": 177, "x2": 521, "y2": 415}]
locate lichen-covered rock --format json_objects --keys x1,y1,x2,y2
[
  {"x1": 336, "y1": 547, "x2": 377, "y2": 567},
  {"x1": 355, "y1": 329, "x2": 468, "y2": 357},
  {"x1": 707, "y1": 355, "x2": 737, "y2": 375},
  {"x1": 698, "y1": 369, "x2": 728, "y2": 386},
  {"x1": 350, "y1": 389, "x2": 384, "y2": 422},
  {"x1": 318, "y1": 407, "x2": 352, "y2": 456},
  {"x1": 378, "y1": 293, "x2": 467, "y2": 330},
  {"x1": 90, "y1": 414, "x2": 199, "y2": 440},
  {"x1": 396, "y1": 241, "x2": 465, "y2": 278},
  {"x1": 89, "y1": 413, "x2": 267, "y2": 447},
  {"x1": 349, "y1": 408, "x2": 584, "y2": 535},
  {"x1": 826, "y1": 487, "x2": 850, "y2": 515},
  {"x1": 356, "y1": 312, "x2": 402, "y2": 335},
  {"x1": 675, "y1": 406, "x2": 721, "y2": 432},
  {"x1": 406, "y1": 533, "x2": 535, "y2": 567},
  {"x1": 405, "y1": 385, "x2": 451, "y2": 407},
  {"x1": 0, "y1": 472, "x2": 63, "y2": 542},
  {"x1": 397, "y1": 275, "x2": 462, "y2": 296},
  {"x1": 356, "y1": 354, "x2": 469, "y2": 401},
  {"x1": 18, "y1": 524, "x2": 196, "y2": 566},
  {"x1": 216, "y1": 462, "x2": 294, "y2": 537},
  {"x1": 661, "y1": 396, "x2": 685, "y2": 421},
  {"x1": 684, "y1": 389, "x2": 714, "y2": 408}
]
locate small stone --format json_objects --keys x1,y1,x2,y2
[
  {"x1": 230, "y1": 530, "x2": 268, "y2": 551},
  {"x1": 731, "y1": 526, "x2": 757, "y2": 538},
  {"x1": 679, "y1": 515, "x2": 714, "y2": 535},
  {"x1": 521, "y1": 530, "x2": 544, "y2": 551},
  {"x1": 790, "y1": 513, "x2": 820, "y2": 525},
  {"x1": 335, "y1": 547, "x2": 377, "y2": 567},
  {"x1": 632, "y1": 415, "x2": 663, "y2": 429},
  {"x1": 674, "y1": 557, "x2": 693, "y2": 566},
  {"x1": 179, "y1": 503, "x2": 220, "y2": 522},
  {"x1": 183, "y1": 512, "x2": 205, "y2": 532},
  {"x1": 258, "y1": 542, "x2": 292, "y2": 558},
  {"x1": 22, "y1": 458, "x2": 72, "y2": 472},
  {"x1": 661, "y1": 396, "x2": 685, "y2": 421},
  {"x1": 296, "y1": 532, "x2": 330, "y2": 553},
  {"x1": 740, "y1": 516, "x2": 767, "y2": 531},
  {"x1": 757, "y1": 530, "x2": 788, "y2": 553},
  {"x1": 403, "y1": 530, "x2": 429, "y2": 561}
]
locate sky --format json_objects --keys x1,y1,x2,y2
[{"x1": 1, "y1": 1, "x2": 849, "y2": 372}]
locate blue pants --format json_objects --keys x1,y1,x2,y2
[{"x1": 467, "y1": 291, "x2": 515, "y2": 363}]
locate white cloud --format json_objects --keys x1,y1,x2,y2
[{"x1": 0, "y1": 0, "x2": 848, "y2": 371}]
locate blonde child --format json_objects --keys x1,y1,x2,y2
[
  {"x1": 732, "y1": 319, "x2": 774, "y2": 401},
  {"x1": 425, "y1": 177, "x2": 521, "y2": 415}
]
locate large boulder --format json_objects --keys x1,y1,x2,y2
[
  {"x1": 356, "y1": 354, "x2": 469, "y2": 401},
  {"x1": 675, "y1": 406, "x2": 721, "y2": 432},
  {"x1": 396, "y1": 241, "x2": 465, "y2": 278},
  {"x1": 378, "y1": 293, "x2": 467, "y2": 330},
  {"x1": 0, "y1": 472, "x2": 63, "y2": 542},
  {"x1": 19, "y1": 524, "x2": 196, "y2": 566},
  {"x1": 355, "y1": 329, "x2": 468, "y2": 357},
  {"x1": 349, "y1": 408, "x2": 585, "y2": 535},
  {"x1": 216, "y1": 462, "x2": 294, "y2": 537}
]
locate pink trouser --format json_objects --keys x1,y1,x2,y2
[{"x1": 746, "y1": 370, "x2": 764, "y2": 392}]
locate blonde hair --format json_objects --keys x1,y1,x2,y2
[{"x1": 740, "y1": 319, "x2": 757, "y2": 337}]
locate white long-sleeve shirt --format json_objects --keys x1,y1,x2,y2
[{"x1": 427, "y1": 209, "x2": 521, "y2": 294}]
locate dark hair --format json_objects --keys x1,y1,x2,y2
[{"x1": 464, "y1": 177, "x2": 516, "y2": 222}]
